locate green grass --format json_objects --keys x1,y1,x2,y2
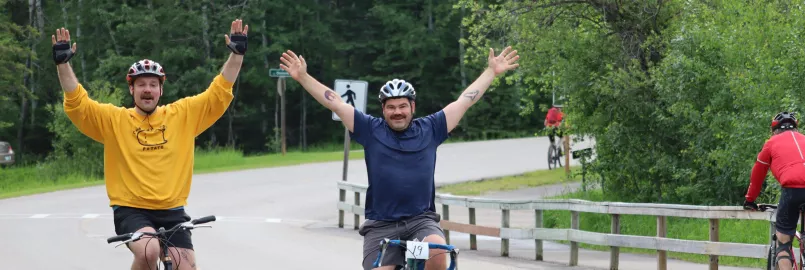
[
  {"x1": 540, "y1": 189, "x2": 770, "y2": 268},
  {"x1": 0, "y1": 168, "x2": 104, "y2": 199},
  {"x1": 0, "y1": 147, "x2": 365, "y2": 199},
  {"x1": 193, "y1": 147, "x2": 364, "y2": 174},
  {"x1": 437, "y1": 166, "x2": 581, "y2": 196}
]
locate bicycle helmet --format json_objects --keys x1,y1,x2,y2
[
  {"x1": 126, "y1": 59, "x2": 166, "y2": 85},
  {"x1": 378, "y1": 79, "x2": 416, "y2": 103},
  {"x1": 771, "y1": 111, "x2": 798, "y2": 132}
]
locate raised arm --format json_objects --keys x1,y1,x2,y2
[
  {"x1": 53, "y1": 27, "x2": 118, "y2": 143},
  {"x1": 178, "y1": 19, "x2": 246, "y2": 135},
  {"x1": 52, "y1": 28, "x2": 79, "y2": 93},
  {"x1": 443, "y1": 46, "x2": 520, "y2": 132},
  {"x1": 279, "y1": 50, "x2": 356, "y2": 132},
  {"x1": 221, "y1": 19, "x2": 248, "y2": 82}
]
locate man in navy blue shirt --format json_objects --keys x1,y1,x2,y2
[{"x1": 279, "y1": 46, "x2": 520, "y2": 269}]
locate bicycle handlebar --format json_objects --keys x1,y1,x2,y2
[
  {"x1": 106, "y1": 215, "x2": 216, "y2": 244},
  {"x1": 372, "y1": 238, "x2": 459, "y2": 270},
  {"x1": 758, "y1": 204, "x2": 777, "y2": 212}
]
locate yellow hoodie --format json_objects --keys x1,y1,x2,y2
[{"x1": 63, "y1": 74, "x2": 234, "y2": 210}]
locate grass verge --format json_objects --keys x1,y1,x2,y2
[
  {"x1": 193, "y1": 147, "x2": 364, "y2": 174},
  {"x1": 437, "y1": 166, "x2": 581, "y2": 196},
  {"x1": 0, "y1": 147, "x2": 365, "y2": 199}
]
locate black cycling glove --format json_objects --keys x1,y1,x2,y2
[
  {"x1": 52, "y1": 41, "x2": 75, "y2": 64},
  {"x1": 743, "y1": 200, "x2": 758, "y2": 211},
  {"x1": 227, "y1": 33, "x2": 248, "y2": 55}
]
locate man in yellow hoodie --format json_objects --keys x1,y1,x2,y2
[{"x1": 51, "y1": 19, "x2": 248, "y2": 270}]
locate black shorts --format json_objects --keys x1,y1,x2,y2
[
  {"x1": 113, "y1": 205, "x2": 194, "y2": 250},
  {"x1": 359, "y1": 211, "x2": 445, "y2": 270},
  {"x1": 776, "y1": 187, "x2": 805, "y2": 236}
]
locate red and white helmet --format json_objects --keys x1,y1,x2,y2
[{"x1": 126, "y1": 59, "x2": 166, "y2": 85}]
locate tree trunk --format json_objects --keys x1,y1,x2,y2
[
  {"x1": 105, "y1": 22, "x2": 120, "y2": 55},
  {"x1": 459, "y1": 3, "x2": 467, "y2": 88},
  {"x1": 261, "y1": 102, "x2": 267, "y2": 135},
  {"x1": 202, "y1": 1, "x2": 215, "y2": 146},
  {"x1": 60, "y1": 0, "x2": 67, "y2": 25},
  {"x1": 77, "y1": 0, "x2": 86, "y2": 82},
  {"x1": 202, "y1": 2, "x2": 211, "y2": 60},
  {"x1": 427, "y1": 0, "x2": 433, "y2": 33},
  {"x1": 299, "y1": 15, "x2": 307, "y2": 151},
  {"x1": 31, "y1": 0, "x2": 43, "y2": 125}
]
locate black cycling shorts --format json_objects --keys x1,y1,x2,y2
[
  {"x1": 776, "y1": 187, "x2": 805, "y2": 236},
  {"x1": 113, "y1": 205, "x2": 194, "y2": 250}
]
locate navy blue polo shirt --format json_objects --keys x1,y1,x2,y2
[{"x1": 349, "y1": 108, "x2": 449, "y2": 221}]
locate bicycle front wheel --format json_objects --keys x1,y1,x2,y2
[
  {"x1": 768, "y1": 234, "x2": 777, "y2": 270},
  {"x1": 547, "y1": 145, "x2": 556, "y2": 170}
]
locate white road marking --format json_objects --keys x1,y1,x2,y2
[
  {"x1": 265, "y1": 218, "x2": 282, "y2": 223},
  {"x1": 82, "y1": 214, "x2": 100, "y2": 219},
  {"x1": 30, "y1": 214, "x2": 49, "y2": 218}
]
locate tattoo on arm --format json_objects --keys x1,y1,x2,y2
[
  {"x1": 463, "y1": 90, "x2": 479, "y2": 101},
  {"x1": 324, "y1": 90, "x2": 337, "y2": 102}
]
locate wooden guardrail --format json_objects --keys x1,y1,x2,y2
[{"x1": 336, "y1": 181, "x2": 775, "y2": 270}]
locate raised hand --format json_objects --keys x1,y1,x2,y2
[
  {"x1": 279, "y1": 50, "x2": 307, "y2": 80},
  {"x1": 51, "y1": 27, "x2": 77, "y2": 65},
  {"x1": 225, "y1": 19, "x2": 248, "y2": 55},
  {"x1": 488, "y1": 46, "x2": 520, "y2": 76}
]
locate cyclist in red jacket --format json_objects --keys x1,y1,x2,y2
[
  {"x1": 743, "y1": 111, "x2": 805, "y2": 269},
  {"x1": 544, "y1": 105, "x2": 564, "y2": 145}
]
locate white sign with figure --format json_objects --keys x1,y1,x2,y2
[{"x1": 332, "y1": 79, "x2": 368, "y2": 121}]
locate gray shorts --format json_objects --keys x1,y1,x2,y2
[{"x1": 359, "y1": 211, "x2": 445, "y2": 270}]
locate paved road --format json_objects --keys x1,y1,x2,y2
[{"x1": 0, "y1": 136, "x2": 596, "y2": 270}]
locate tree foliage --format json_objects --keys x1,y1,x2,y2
[
  {"x1": 1, "y1": 1, "x2": 543, "y2": 171},
  {"x1": 461, "y1": 0, "x2": 805, "y2": 205}
]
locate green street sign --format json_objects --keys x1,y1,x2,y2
[{"x1": 270, "y1": 68, "x2": 290, "y2": 77}]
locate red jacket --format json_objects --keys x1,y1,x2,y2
[
  {"x1": 745, "y1": 130, "x2": 805, "y2": 202},
  {"x1": 545, "y1": 108, "x2": 563, "y2": 127}
]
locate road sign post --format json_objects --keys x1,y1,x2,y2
[
  {"x1": 332, "y1": 80, "x2": 369, "y2": 182},
  {"x1": 270, "y1": 68, "x2": 290, "y2": 155},
  {"x1": 334, "y1": 79, "x2": 368, "y2": 229}
]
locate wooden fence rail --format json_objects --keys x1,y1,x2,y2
[{"x1": 336, "y1": 181, "x2": 776, "y2": 270}]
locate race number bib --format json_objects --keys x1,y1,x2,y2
[{"x1": 405, "y1": 241, "x2": 429, "y2": 260}]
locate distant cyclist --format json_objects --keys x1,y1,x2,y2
[
  {"x1": 544, "y1": 105, "x2": 564, "y2": 152},
  {"x1": 279, "y1": 46, "x2": 520, "y2": 269},
  {"x1": 743, "y1": 112, "x2": 805, "y2": 270},
  {"x1": 51, "y1": 19, "x2": 248, "y2": 270}
]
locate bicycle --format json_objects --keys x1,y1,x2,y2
[
  {"x1": 106, "y1": 215, "x2": 217, "y2": 270},
  {"x1": 372, "y1": 238, "x2": 459, "y2": 270},
  {"x1": 757, "y1": 204, "x2": 804, "y2": 270},
  {"x1": 547, "y1": 127, "x2": 563, "y2": 170}
]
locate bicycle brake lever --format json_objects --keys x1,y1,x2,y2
[{"x1": 114, "y1": 232, "x2": 144, "y2": 248}]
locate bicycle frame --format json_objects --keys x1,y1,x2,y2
[
  {"x1": 547, "y1": 135, "x2": 563, "y2": 169},
  {"x1": 372, "y1": 239, "x2": 459, "y2": 270}
]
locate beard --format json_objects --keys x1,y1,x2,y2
[{"x1": 136, "y1": 92, "x2": 157, "y2": 112}]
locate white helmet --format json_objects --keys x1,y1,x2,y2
[
  {"x1": 378, "y1": 79, "x2": 416, "y2": 103},
  {"x1": 126, "y1": 59, "x2": 166, "y2": 85}
]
